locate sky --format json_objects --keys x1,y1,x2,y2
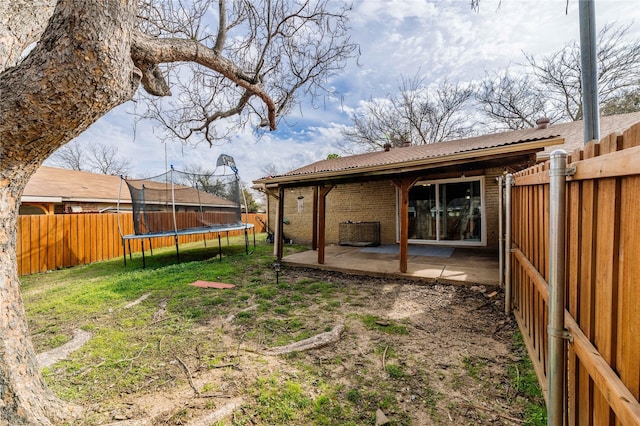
[{"x1": 46, "y1": 0, "x2": 640, "y2": 187}]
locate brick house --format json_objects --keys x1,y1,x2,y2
[
  {"x1": 253, "y1": 112, "x2": 640, "y2": 271},
  {"x1": 20, "y1": 166, "x2": 236, "y2": 215}
]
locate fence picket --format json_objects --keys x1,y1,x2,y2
[
  {"x1": 511, "y1": 126, "x2": 640, "y2": 425},
  {"x1": 16, "y1": 212, "x2": 266, "y2": 275}
]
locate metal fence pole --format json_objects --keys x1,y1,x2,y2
[
  {"x1": 579, "y1": 0, "x2": 600, "y2": 143},
  {"x1": 548, "y1": 150, "x2": 568, "y2": 426},
  {"x1": 504, "y1": 173, "x2": 513, "y2": 316},
  {"x1": 498, "y1": 176, "x2": 504, "y2": 289}
]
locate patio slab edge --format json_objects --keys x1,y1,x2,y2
[{"x1": 280, "y1": 259, "x2": 500, "y2": 287}]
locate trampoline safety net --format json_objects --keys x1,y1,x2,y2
[{"x1": 122, "y1": 161, "x2": 243, "y2": 236}]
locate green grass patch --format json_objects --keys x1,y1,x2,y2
[
  {"x1": 360, "y1": 314, "x2": 409, "y2": 335},
  {"x1": 239, "y1": 375, "x2": 356, "y2": 425},
  {"x1": 385, "y1": 364, "x2": 406, "y2": 379},
  {"x1": 462, "y1": 355, "x2": 486, "y2": 381},
  {"x1": 509, "y1": 331, "x2": 547, "y2": 426},
  {"x1": 20, "y1": 238, "x2": 544, "y2": 424}
]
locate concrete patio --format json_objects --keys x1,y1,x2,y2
[{"x1": 281, "y1": 244, "x2": 500, "y2": 286}]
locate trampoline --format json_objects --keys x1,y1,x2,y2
[{"x1": 118, "y1": 154, "x2": 255, "y2": 267}]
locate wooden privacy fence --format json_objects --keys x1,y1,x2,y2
[
  {"x1": 17, "y1": 212, "x2": 266, "y2": 276},
  {"x1": 509, "y1": 122, "x2": 640, "y2": 425}
]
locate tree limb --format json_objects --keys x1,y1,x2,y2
[
  {"x1": 262, "y1": 324, "x2": 344, "y2": 355},
  {"x1": 131, "y1": 32, "x2": 277, "y2": 129}
]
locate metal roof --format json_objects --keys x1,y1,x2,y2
[{"x1": 254, "y1": 111, "x2": 640, "y2": 185}]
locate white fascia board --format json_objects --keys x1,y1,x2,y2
[{"x1": 21, "y1": 196, "x2": 63, "y2": 203}]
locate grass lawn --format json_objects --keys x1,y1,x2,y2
[{"x1": 21, "y1": 235, "x2": 546, "y2": 425}]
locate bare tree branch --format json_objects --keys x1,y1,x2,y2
[
  {"x1": 343, "y1": 75, "x2": 476, "y2": 151},
  {"x1": 49, "y1": 140, "x2": 85, "y2": 171},
  {"x1": 86, "y1": 143, "x2": 131, "y2": 175},
  {"x1": 0, "y1": 1, "x2": 355, "y2": 423},
  {"x1": 49, "y1": 141, "x2": 131, "y2": 175},
  {"x1": 133, "y1": 0, "x2": 357, "y2": 145},
  {"x1": 479, "y1": 23, "x2": 640, "y2": 129}
]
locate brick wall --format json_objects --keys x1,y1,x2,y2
[
  {"x1": 266, "y1": 170, "x2": 504, "y2": 249},
  {"x1": 267, "y1": 181, "x2": 397, "y2": 245},
  {"x1": 325, "y1": 181, "x2": 398, "y2": 244}
]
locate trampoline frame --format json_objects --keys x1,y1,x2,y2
[{"x1": 121, "y1": 223, "x2": 255, "y2": 268}]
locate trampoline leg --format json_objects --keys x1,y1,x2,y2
[
  {"x1": 149, "y1": 238, "x2": 153, "y2": 255},
  {"x1": 244, "y1": 228, "x2": 249, "y2": 255},
  {"x1": 122, "y1": 238, "x2": 127, "y2": 266},
  {"x1": 218, "y1": 233, "x2": 222, "y2": 261},
  {"x1": 203, "y1": 234, "x2": 207, "y2": 248},
  {"x1": 174, "y1": 235, "x2": 180, "y2": 263},
  {"x1": 253, "y1": 227, "x2": 256, "y2": 248},
  {"x1": 141, "y1": 240, "x2": 146, "y2": 269},
  {"x1": 128, "y1": 240, "x2": 132, "y2": 260},
  {"x1": 226, "y1": 231, "x2": 230, "y2": 245}
]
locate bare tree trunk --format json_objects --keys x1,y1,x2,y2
[
  {"x1": 0, "y1": 0, "x2": 352, "y2": 421},
  {"x1": 0, "y1": 174, "x2": 79, "y2": 425},
  {"x1": 0, "y1": 1, "x2": 139, "y2": 423},
  {"x1": 0, "y1": 0, "x2": 57, "y2": 69}
]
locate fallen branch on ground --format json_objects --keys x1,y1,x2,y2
[
  {"x1": 262, "y1": 324, "x2": 345, "y2": 355},
  {"x1": 119, "y1": 343, "x2": 149, "y2": 379},
  {"x1": 185, "y1": 398, "x2": 244, "y2": 426},
  {"x1": 37, "y1": 328, "x2": 93, "y2": 368},
  {"x1": 382, "y1": 345, "x2": 388, "y2": 372},
  {"x1": 459, "y1": 403, "x2": 525, "y2": 424},
  {"x1": 122, "y1": 292, "x2": 151, "y2": 309},
  {"x1": 176, "y1": 356, "x2": 200, "y2": 396}
]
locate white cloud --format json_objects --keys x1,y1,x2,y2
[{"x1": 55, "y1": 0, "x2": 639, "y2": 185}]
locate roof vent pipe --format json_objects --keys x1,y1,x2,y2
[{"x1": 536, "y1": 117, "x2": 550, "y2": 129}]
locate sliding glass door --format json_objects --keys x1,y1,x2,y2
[
  {"x1": 408, "y1": 183, "x2": 437, "y2": 241},
  {"x1": 405, "y1": 177, "x2": 484, "y2": 245}
]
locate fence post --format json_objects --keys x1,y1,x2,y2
[
  {"x1": 504, "y1": 173, "x2": 513, "y2": 316},
  {"x1": 548, "y1": 150, "x2": 568, "y2": 426}
]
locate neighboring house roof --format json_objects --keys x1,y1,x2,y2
[
  {"x1": 537, "y1": 111, "x2": 640, "y2": 158},
  {"x1": 23, "y1": 166, "x2": 123, "y2": 204},
  {"x1": 255, "y1": 111, "x2": 640, "y2": 186},
  {"x1": 23, "y1": 166, "x2": 236, "y2": 208}
]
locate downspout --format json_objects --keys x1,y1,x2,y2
[
  {"x1": 548, "y1": 150, "x2": 569, "y2": 425},
  {"x1": 498, "y1": 175, "x2": 504, "y2": 289},
  {"x1": 504, "y1": 173, "x2": 513, "y2": 316}
]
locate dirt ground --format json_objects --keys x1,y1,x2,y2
[{"x1": 76, "y1": 264, "x2": 535, "y2": 426}]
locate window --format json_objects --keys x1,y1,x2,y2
[{"x1": 399, "y1": 177, "x2": 485, "y2": 246}]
